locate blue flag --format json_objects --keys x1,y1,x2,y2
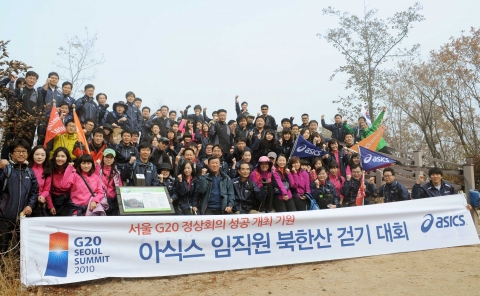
[
  {"x1": 359, "y1": 146, "x2": 395, "y2": 171},
  {"x1": 291, "y1": 135, "x2": 327, "y2": 158}
]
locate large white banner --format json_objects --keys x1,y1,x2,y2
[{"x1": 20, "y1": 194, "x2": 479, "y2": 286}]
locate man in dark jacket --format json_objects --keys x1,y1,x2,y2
[
  {"x1": 235, "y1": 95, "x2": 249, "y2": 116},
  {"x1": 10, "y1": 71, "x2": 44, "y2": 148},
  {"x1": 256, "y1": 104, "x2": 277, "y2": 131},
  {"x1": 0, "y1": 139, "x2": 39, "y2": 252},
  {"x1": 193, "y1": 156, "x2": 235, "y2": 215},
  {"x1": 412, "y1": 167, "x2": 455, "y2": 199},
  {"x1": 341, "y1": 164, "x2": 376, "y2": 207},
  {"x1": 150, "y1": 137, "x2": 172, "y2": 172},
  {"x1": 378, "y1": 168, "x2": 410, "y2": 202},
  {"x1": 74, "y1": 84, "x2": 99, "y2": 124},
  {"x1": 209, "y1": 109, "x2": 233, "y2": 157},
  {"x1": 232, "y1": 163, "x2": 266, "y2": 213},
  {"x1": 115, "y1": 130, "x2": 139, "y2": 173},
  {"x1": 122, "y1": 142, "x2": 160, "y2": 186},
  {"x1": 125, "y1": 91, "x2": 142, "y2": 132},
  {"x1": 183, "y1": 104, "x2": 206, "y2": 125},
  {"x1": 321, "y1": 114, "x2": 347, "y2": 141},
  {"x1": 150, "y1": 105, "x2": 176, "y2": 136}
]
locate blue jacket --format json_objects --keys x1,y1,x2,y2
[
  {"x1": 121, "y1": 160, "x2": 160, "y2": 186},
  {"x1": 175, "y1": 177, "x2": 200, "y2": 210},
  {"x1": 0, "y1": 164, "x2": 38, "y2": 221},
  {"x1": 321, "y1": 119, "x2": 348, "y2": 141},
  {"x1": 378, "y1": 180, "x2": 410, "y2": 202},
  {"x1": 126, "y1": 101, "x2": 142, "y2": 131},
  {"x1": 412, "y1": 181, "x2": 455, "y2": 199},
  {"x1": 115, "y1": 142, "x2": 139, "y2": 172},
  {"x1": 38, "y1": 86, "x2": 63, "y2": 117},
  {"x1": 75, "y1": 96, "x2": 99, "y2": 124},
  {"x1": 195, "y1": 171, "x2": 235, "y2": 215},
  {"x1": 232, "y1": 177, "x2": 266, "y2": 213}
]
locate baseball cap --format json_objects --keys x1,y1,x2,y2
[
  {"x1": 267, "y1": 152, "x2": 277, "y2": 159},
  {"x1": 103, "y1": 148, "x2": 116, "y2": 157}
]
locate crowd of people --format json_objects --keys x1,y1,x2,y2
[{"x1": 0, "y1": 71, "x2": 471, "y2": 252}]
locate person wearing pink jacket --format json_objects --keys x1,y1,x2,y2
[
  {"x1": 288, "y1": 156, "x2": 311, "y2": 211},
  {"x1": 273, "y1": 155, "x2": 296, "y2": 212},
  {"x1": 95, "y1": 148, "x2": 123, "y2": 216},
  {"x1": 27, "y1": 146, "x2": 52, "y2": 216},
  {"x1": 62, "y1": 154, "x2": 104, "y2": 216},
  {"x1": 249, "y1": 156, "x2": 285, "y2": 213}
]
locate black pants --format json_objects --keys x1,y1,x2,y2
[
  {"x1": 204, "y1": 208, "x2": 224, "y2": 215},
  {"x1": 106, "y1": 198, "x2": 119, "y2": 216},
  {"x1": 261, "y1": 184, "x2": 275, "y2": 212},
  {"x1": 293, "y1": 196, "x2": 308, "y2": 211},
  {"x1": 273, "y1": 197, "x2": 296, "y2": 212},
  {"x1": 0, "y1": 219, "x2": 18, "y2": 253},
  {"x1": 176, "y1": 206, "x2": 193, "y2": 215}
]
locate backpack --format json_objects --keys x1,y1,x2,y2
[
  {"x1": 305, "y1": 192, "x2": 320, "y2": 210},
  {"x1": 3, "y1": 163, "x2": 34, "y2": 191},
  {"x1": 469, "y1": 190, "x2": 479, "y2": 208}
]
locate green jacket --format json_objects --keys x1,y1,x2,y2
[
  {"x1": 344, "y1": 110, "x2": 386, "y2": 151},
  {"x1": 195, "y1": 171, "x2": 235, "y2": 215}
]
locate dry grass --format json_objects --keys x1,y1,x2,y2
[{"x1": 0, "y1": 233, "x2": 29, "y2": 296}]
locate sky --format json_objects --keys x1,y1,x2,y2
[{"x1": 1, "y1": 0, "x2": 479, "y2": 124}]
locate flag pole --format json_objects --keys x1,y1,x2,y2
[
  {"x1": 289, "y1": 134, "x2": 300, "y2": 159},
  {"x1": 357, "y1": 144, "x2": 365, "y2": 206}
]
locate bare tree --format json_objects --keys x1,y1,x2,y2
[
  {"x1": 318, "y1": 3, "x2": 424, "y2": 120},
  {"x1": 54, "y1": 28, "x2": 105, "y2": 96}
]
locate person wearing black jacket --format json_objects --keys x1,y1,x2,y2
[
  {"x1": 321, "y1": 114, "x2": 348, "y2": 141},
  {"x1": 232, "y1": 162, "x2": 267, "y2": 213},
  {"x1": 276, "y1": 128, "x2": 294, "y2": 159},
  {"x1": 115, "y1": 130, "x2": 139, "y2": 173},
  {"x1": 340, "y1": 164, "x2": 376, "y2": 207},
  {"x1": 209, "y1": 109, "x2": 233, "y2": 157},
  {"x1": 150, "y1": 137, "x2": 172, "y2": 172},
  {"x1": 174, "y1": 161, "x2": 200, "y2": 215},
  {"x1": 235, "y1": 95, "x2": 249, "y2": 117},
  {"x1": 256, "y1": 104, "x2": 277, "y2": 132},
  {"x1": 121, "y1": 142, "x2": 160, "y2": 186},
  {"x1": 74, "y1": 84, "x2": 99, "y2": 124},
  {"x1": 0, "y1": 139, "x2": 39, "y2": 252},
  {"x1": 150, "y1": 106, "x2": 176, "y2": 136},
  {"x1": 235, "y1": 116, "x2": 249, "y2": 140},
  {"x1": 411, "y1": 167, "x2": 455, "y2": 199},
  {"x1": 378, "y1": 168, "x2": 410, "y2": 202}
]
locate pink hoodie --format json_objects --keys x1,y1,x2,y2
[
  {"x1": 328, "y1": 174, "x2": 345, "y2": 199},
  {"x1": 95, "y1": 164, "x2": 122, "y2": 199},
  {"x1": 290, "y1": 169, "x2": 311, "y2": 196},
  {"x1": 62, "y1": 165, "x2": 103, "y2": 206},
  {"x1": 31, "y1": 163, "x2": 52, "y2": 208}
]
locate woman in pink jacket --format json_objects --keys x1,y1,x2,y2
[
  {"x1": 288, "y1": 156, "x2": 311, "y2": 211},
  {"x1": 49, "y1": 147, "x2": 72, "y2": 216},
  {"x1": 62, "y1": 154, "x2": 104, "y2": 216},
  {"x1": 273, "y1": 154, "x2": 296, "y2": 212},
  {"x1": 249, "y1": 156, "x2": 285, "y2": 213},
  {"x1": 27, "y1": 146, "x2": 51, "y2": 216},
  {"x1": 328, "y1": 161, "x2": 345, "y2": 202},
  {"x1": 95, "y1": 148, "x2": 122, "y2": 216}
]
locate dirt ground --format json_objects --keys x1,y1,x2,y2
[{"x1": 36, "y1": 244, "x2": 480, "y2": 296}]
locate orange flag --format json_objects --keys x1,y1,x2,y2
[
  {"x1": 355, "y1": 172, "x2": 366, "y2": 206},
  {"x1": 350, "y1": 125, "x2": 386, "y2": 152},
  {"x1": 44, "y1": 104, "x2": 66, "y2": 147},
  {"x1": 73, "y1": 105, "x2": 90, "y2": 154}
]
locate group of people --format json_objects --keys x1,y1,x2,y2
[{"x1": 0, "y1": 71, "x2": 471, "y2": 252}]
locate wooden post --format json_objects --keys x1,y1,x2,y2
[
  {"x1": 463, "y1": 161, "x2": 479, "y2": 234},
  {"x1": 376, "y1": 169, "x2": 383, "y2": 189},
  {"x1": 413, "y1": 150, "x2": 423, "y2": 179}
]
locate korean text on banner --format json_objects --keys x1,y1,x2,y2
[{"x1": 20, "y1": 194, "x2": 479, "y2": 286}]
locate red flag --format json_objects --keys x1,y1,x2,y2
[
  {"x1": 44, "y1": 105, "x2": 66, "y2": 147},
  {"x1": 73, "y1": 106, "x2": 90, "y2": 154},
  {"x1": 355, "y1": 173, "x2": 366, "y2": 206}
]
